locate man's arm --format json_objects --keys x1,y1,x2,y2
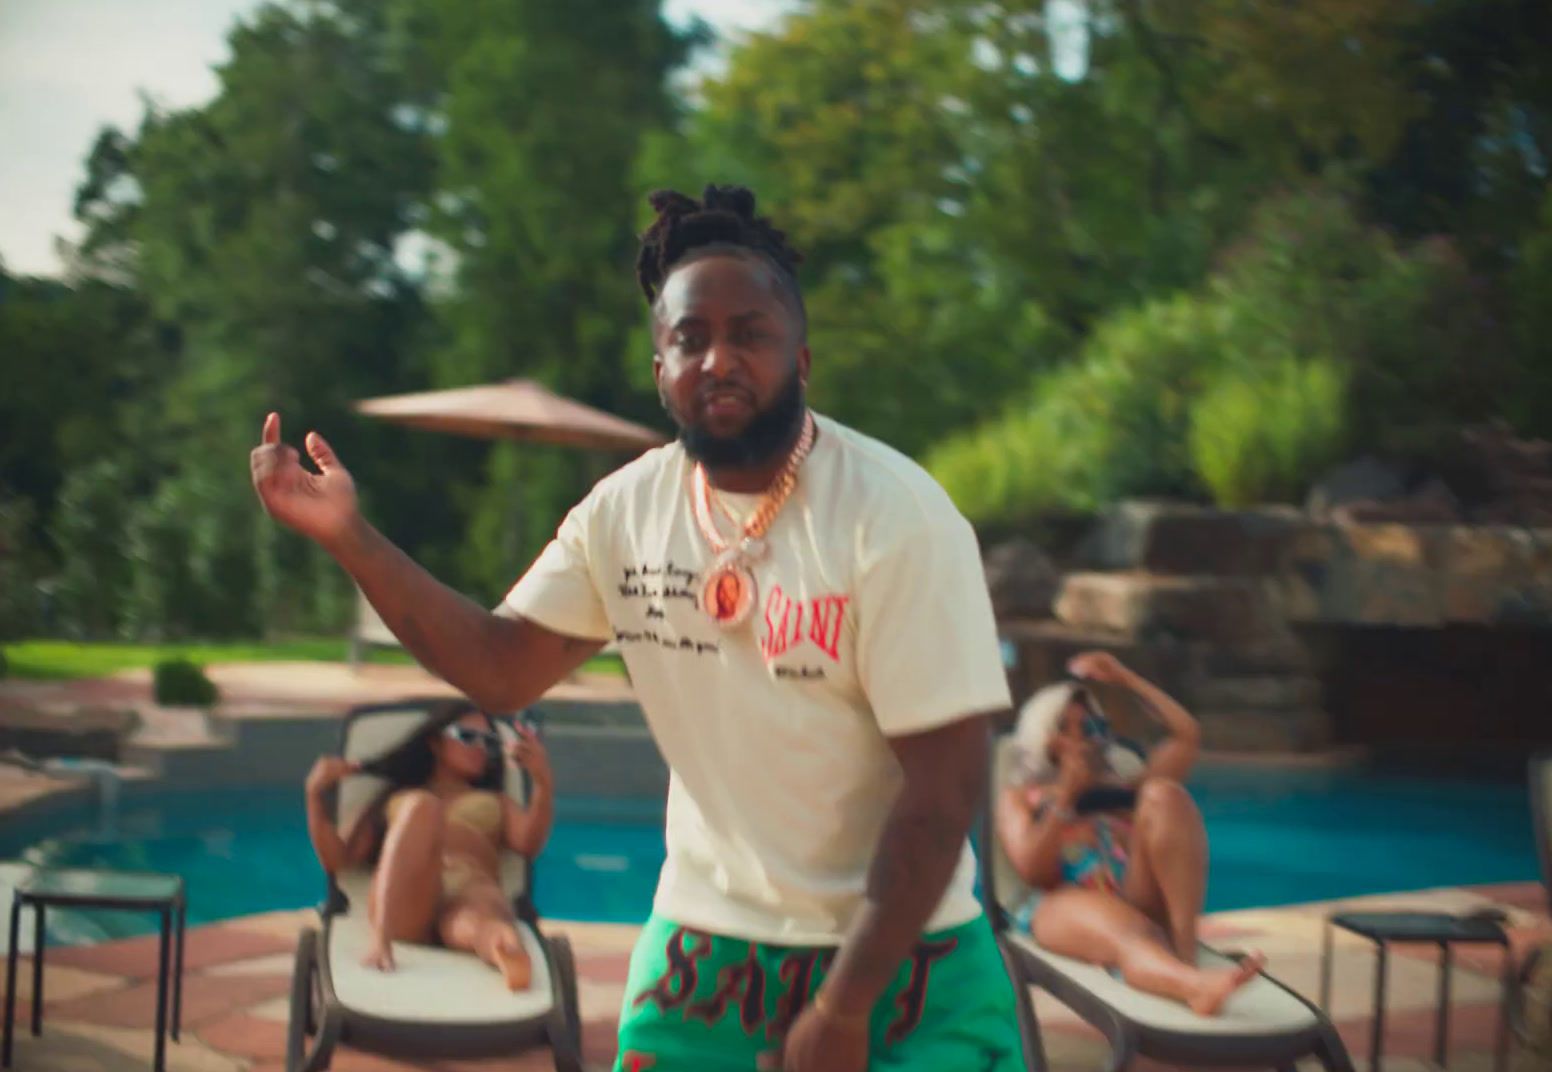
[
  {"x1": 814, "y1": 713, "x2": 990, "y2": 1017},
  {"x1": 329, "y1": 516, "x2": 603, "y2": 713},
  {"x1": 250, "y1": 413, "x2": 604, "y2": 713}
]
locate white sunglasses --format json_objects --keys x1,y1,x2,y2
[{"x1": 443, "y1": 724, "x2": 501, "y2": 749}]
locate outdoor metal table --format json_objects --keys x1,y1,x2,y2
[
  {"x1": 1321, "y1": 910, "x2": 1512, "y2": 1072},
  {"x1": 3, "y1": 868, "x2": 185, "y2": 1072}
]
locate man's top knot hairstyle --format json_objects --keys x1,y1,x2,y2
[{"x1": 635, "y1": 184, "x2": 805, "y2": 315}]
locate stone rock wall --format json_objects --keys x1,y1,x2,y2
[
  {"x1": 1279, "y1": 522, "x2": 1552, "y2": 626},
  {"x1": 992, "y1": 500, "x2": 1552, "y2": 754}
]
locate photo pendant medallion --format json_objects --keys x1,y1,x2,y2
[
  {"x1": 699, "y1": 550, "x2": 758, "y2": 630},
  {"x1": 690, "y1": 410, "x2": 816, "y2": 631}
]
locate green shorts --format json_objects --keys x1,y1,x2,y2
[{"x1": 613, "y1": 912, "x2": 1027, "y2": 1071}]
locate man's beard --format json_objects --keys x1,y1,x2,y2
[{"x1": 669, "y1": 368, "x2": 806, "y2": 469}]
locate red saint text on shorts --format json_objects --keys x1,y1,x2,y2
[{"x1": 632, "y1": 927, "x2": 713, "y2": 1014}]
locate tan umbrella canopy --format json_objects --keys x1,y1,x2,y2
[
  {"x1": 352, "y1": 378, "x2": 667, "y2": 453},
  {"x1": 347, "y1": 378, "x2": 663, "y2": 663}
]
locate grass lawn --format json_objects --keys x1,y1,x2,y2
[{"x1": 2, "y1": 639, "x2": 626, "y2": 681}]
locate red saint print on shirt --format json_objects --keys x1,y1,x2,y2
[
  {"x1": 761, "y1": 585, "x2": 800, "y2": 659},
  {"x1": 807, "y1": 594, "x2": 849, "y2": 660},
  {"x1": 761, "y1": 585, "x2": 848, "y2": 663}
]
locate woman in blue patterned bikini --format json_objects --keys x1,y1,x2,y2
[{"x1": 994, "y1": 652, "x2": 1265, "y2": 1016}]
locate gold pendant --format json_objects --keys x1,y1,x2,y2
[{"x1": 700, "y1": 551, "x2": 758, "y2": 630}]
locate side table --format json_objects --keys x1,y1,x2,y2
[
  {"x1": 1320, "y1": 910, "x2": 1511, "y2": 1072},
  {"x1": 3, "y1": 868, "x2": 185, "y2": 1072}
]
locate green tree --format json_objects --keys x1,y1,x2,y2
[
  {"x1": 0, "y1": 494, "x2": 42, "y2": 641},
  {"x1": 643, "y1": 1, "x2": 1070, "y2": 456},
  {"x1": 49, "y1": 460, "x2": 137, "y2": 638},
  {"x1": 0, "y1": 271, "x2": 164, "y2": 542},
  {"x1": 116, "y1": 3, "x2": 435, "y2": 460},
  {"x1": 384, "y1": 0, "x2": 686, "y2": 593},
  {"x1": 67, "y1": 0, "x2": 453, "y2": 624},
  {"x1": 928, "y1": 187, "x2": 1511, "y2": 519}
]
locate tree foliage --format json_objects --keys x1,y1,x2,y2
[{"x1": 5, "y1": 0, "x2": 1552, "y2": 637}]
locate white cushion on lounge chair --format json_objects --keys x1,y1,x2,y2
[
  {"x1": 327, "y1": 870, "x2": 554, "y2": 1024},
  {"x1": 1006, "y1": 929, "x2": 1316, "y2": 1037},
  {"x1": 991, "y1": 735, "x2": 1320, "y2": 1039}
]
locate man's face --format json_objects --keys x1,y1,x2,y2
[{"x1": 652, "y1": 253, "x2": 811, "y2": 468}]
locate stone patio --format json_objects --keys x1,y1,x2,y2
[
  {"x1": 3, "y1": 662, "x2": 1546, "y2": 1069},
  {"x1": 1, "y1": 882, "x2": 1544, "y2": 1071}
]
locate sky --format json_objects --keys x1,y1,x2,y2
[{"x1": 0, "y1": 0, "x2": 784, "y2": 278}]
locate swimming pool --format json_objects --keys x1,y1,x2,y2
[{"x1": 0, "y1": 765, "x2": 1537, "y2": 945}]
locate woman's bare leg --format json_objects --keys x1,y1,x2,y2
[
  {"x1": 1121, "y1": 777, "x2": 1209, "y2": 960},
  {"x1": 438, "y1": 883, "x2": 532, "y2": 990},
  {"x1": 1033, "y1": 887, "x2": 1264, "y2": 1015},
  {"x1": 364, "y1": 790, "x2": 445, "y2": 971}
]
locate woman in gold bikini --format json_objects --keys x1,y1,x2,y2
[{"x1": 303, "y1": 698, "x2": 554, "y2": 990}]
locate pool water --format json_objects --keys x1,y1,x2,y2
[
  {"x1": 1192, "y1": 765, "x2": 1535, "y2": 909},
  {"x1": 0, "y1": 766, "x2": 1537, "y2": 945},
  {"x1": 0, "y1": 791, "x2": 667, "y2": 946}
]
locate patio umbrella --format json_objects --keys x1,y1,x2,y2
[
  {"x1": 347, "y1": 378, "x2": 664, "y2": 665},
  {"x1": 352, "y1": 378, "x2": 667, "y2": 453}
]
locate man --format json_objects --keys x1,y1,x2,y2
[{"x1": 251, "y1": 184, "x2": 1027, "y2": 1071}]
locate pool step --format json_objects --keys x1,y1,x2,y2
[
  {"x1": 1195, "y1": 706, "x2": 1332, "y2": 752},
  {"x1": 121, "y1": 712, "x2": 338, "y2": 786},
  {"x1": 119, "y1": 735, "x2": 237, "y2": 780},
  {"x1": 118, "y1": 702, "x2": 239, "y2": 778},
  {"x1": 1191, "y1": 674, "x2": 1324, "y2": 711}
]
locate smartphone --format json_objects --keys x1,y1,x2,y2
[
  {"x1": 1073, "y1": 785, "x2": 1138, "y2": 815},
  {"x1": 1070, "y1": 683, "x2": 1112, "y2": 744}
]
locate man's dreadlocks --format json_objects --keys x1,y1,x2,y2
[{"x1": 635, "y1": 185, "x2": 806, "y2": 326}]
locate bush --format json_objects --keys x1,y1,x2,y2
[
  {"x1": 253, "y1": 506, "x2": 355, "y2": 638},
  {"x1": 930, "y1": 184, "x2": 1509, "y2": 522},
  {"x1": 124, "y1": 470, "x2": 261, "y2": 640},
  {"x1": 116, "y1": 463, "x2": 353, "y2": 642},
  {"x1": 1508, "y1": 187, "x2": 1552, "y2": 439},
  {"x1": 929, "y1": 295, "x2": 1228, "y2": 522},
  {"x1": 1190, "y1": 358, "x2": 1348, "y2": 507},
  {"x1": 0, "y1": 494, "x2": 42, "y2": 641},
  {"x1": 0, "y1": 648, "x2": 9, "y2": 680},
  {"x1": 152, "y1": 658, "x2": 220, "y2": 707},
  {"x1": 1210, "y1": 188, "x2": 1510, "y2": 460},
  {"x1": 50, "y1": 460, "x2": 135, "y2": 638}
]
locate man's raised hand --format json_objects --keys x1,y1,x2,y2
[{"x1": 249, "y1": 412, "x2": 359, "y2": 548}]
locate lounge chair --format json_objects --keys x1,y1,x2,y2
[
  {"x1": 285, "y1": 700, "x2": 583, "y2": 1072},
  {"x1": 1510, "y1": 750, "x2": 1552, "y2": 1053},
  {"x1": 1530, "y1": 751, "x2": 1551, "y2": 919},
  {"x1": 979, "y1": 731, "x2": 1355, "y2": 1072}
]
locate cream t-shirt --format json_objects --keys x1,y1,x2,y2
[{"x1": 503, "y1": 413, "x2": 1011, "y2": 944}]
